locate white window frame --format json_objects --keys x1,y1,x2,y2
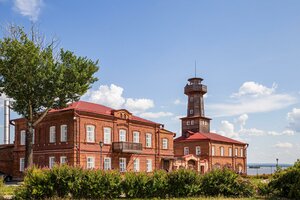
[
  {"x1": 162, "y1": 138, "x2": 168, "y2": 149},
  {"x1": 20, "y1": 158, "x2": 25, "y2": 172},
  {"x1": 191, "y1": 120, "x2": 194, "y2": 125},
  {"x1": 146, "y1": 133, "x2": 152, "y2": 148},
  {"x1": 104, "y1": 157, "x2": 111, "y2": 170},
  {"x1": 220, "y1": 146, "x2": 224, "y2": 156},
  {"x1": 235, "y1": 148, "x2": 238, "y2": 157},
  {"x1": 104, "y1": 127, "x2": 112, "y2": 144},
  {"x1": 133, "y1": 131, "x2": 140, "y2": 143},
  {"x1": 86, "y1": 125, "x2": 95, "y2": 143},
  {"x1": 196, "y1": 146, "x2": 201, "y2": 156},
  {"x1": 184, "y1": 147, "x2": 189, "y2": 155},
  {"x1": 146, "y1": 159, "x2": 152, "y2": 172},
  {"x1": 133, "y1": 158, "x2": 140, "y2": 172},
  {"x1": 212, "y1": 146, "x2": 215, "y2": 156},
  {"x1": 20, "y1": 130, "x2": 26, "y2": 145},
  {"x1": 49, "y1": 126, "x2": 56, "y2": 143},
  {"x1": 240, "y1": 148, "x2": 244, "y2": 157},
  {"x1": 186, "y1": 121, "x2": 190, "y2": 125},
  {"x1": 49, "y1": 156, "x2": 55, "y2": 169},
  {"x1": 229, "y1": 147, "x2": 232, "y2": 157},
  {"x1": 60, "y1": 124, "x2": 67, "y2": 142},
  {"x1": 60, "y1": 156, "x2": 67, "y2": 164},
  {"x1": 119, "y1": 157, "x2": 126, "y2": 172},
  {"x1": 119, "y1": 129, "x2": 126, "y2": 142},
  {"x1": 190, "y1": 109, "x2": 194, "y2": 115},
  {"x1": 87, "y1": 157, "x2": 95, "y2": 169}
]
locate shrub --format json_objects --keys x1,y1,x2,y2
[
  {"x1": 121, "y1": 172, "x2": 151, "y2": 198},
  {"x1": 79, "y1": 169, "x2": 122, "y2": 199},
  {"x1": 167, "y1": 169, "x2": 201, "y2": 197},
  {"x1": 200, "y1": 168, "x2": 254, "y2": 197},
  {"x1": 149, "y1": 170, "x2": 168, "y2": 198},
  {"x1": 15, "y1": 167, "x2": 54, "y2": 200},
  {"x1": 268, "y1": 160, "x2": 300, "y2": 199}
]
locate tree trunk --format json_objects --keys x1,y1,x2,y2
[{"x1": 24, "y1": 122, "x2": 34, "y2": 168}]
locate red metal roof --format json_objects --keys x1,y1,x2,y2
[
  {"x1": 49, "y1": 101, "x2": 157, "y2": 125},
  {"x1": 174, "y1": 132, "x2": 246, "y2": 145}
]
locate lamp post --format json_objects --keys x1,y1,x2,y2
[
  {"x1": 276, "y1": 158, "x2": 279, "y2": 169},
  {"x1": 99, "y1": 141, "x2": 104, "y2": 170}
]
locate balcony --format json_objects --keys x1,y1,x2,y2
[
  {"x1": 112, "y1": 142, "x2": 143, "y2": 154},
  {"x1": 184, "y1": 84, "x2": 207, "y2": 94}
]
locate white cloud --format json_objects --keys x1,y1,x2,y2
[
  {"x1": 232, "y1": 81, "x2": 277, "y2": 97},
  {"x1": 13, "y1": 0, "x2": 43, "y2": 22},
  {"x1": 172, "y1": 115, "x2": 185, "y2": 121},
  {"x1": 174, "y1": 99, "x2": 182, "y2": 105},
  {"x1": 235, "y1": 114, "x2": 248, "y2": 130},
  {"x1": 274, "y1": 142, "x2": 293, "y2": 148},
  {"x1": 208, "y1": 82, "x2": 296, "y2": 117},
  {"x1": 124, "y1": 98, "x2": 154, "y2": 113},
  {"x1": 84, "y1": 84, "x2": 174, "y2": 119},
  {"x1": 218, "y1": 114, "x2": 294, "y2": 138},
  {"x1": 218, "y1": 120, "x2": 239, "y2": 138},
  {"x1": 140, "y1": 112, "x2": 173, "y2": 119},
  {"x1": 86, "y1": 84, "x2": 125, "y2": 109},
  {"x1": 287, "y1": 108, "x2": 300, "y2": 132}
]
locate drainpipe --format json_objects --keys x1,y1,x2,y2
[{"x1": 4, "y1": 100, "x2": 10, "y2": 144}]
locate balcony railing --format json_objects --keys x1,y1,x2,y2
[
  {"x1": 184, "y1": 84, "x2": 207, "y2": 94},
  {"x1": 112, "y1": 142, "x2": 143, "y2": 154}
]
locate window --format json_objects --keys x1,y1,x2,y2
[
  {"x1": 191, "y1": 120, "x2": 194, "y2": 125},
  {"x1": 60, "y1": 156, "x2": 67, "y2": 164},
  {"x1": 212, "y1": 146, "x2": 215, "y2": 156},
  {"x1": 104, "y1": 127, "x2": 112, "y2": 144},
  {"x1": 229, "y1": 147, "x2": 232, "y2": 157},
  {"x1": 146, "y1": 159, "x2": 152, "y2": 172},
  {"x1": 184, "y1": 147, "x2": 189, "y2": 155},
  {"x1": 186, "y1": 121, "x2": 190, "y2": 125},
  {"x1": 49, "y1": 126, "x2": 56, "y2": 143},
  {"x1": 20, "y1": 158, "x2": 25, "y2": 172},
  {"x1": 220, "y1": 147, "x2": 224, "y2": 156},
  {"x1": 133, "y1": 158, "x2": 140, "y2": 172},
  {"x1": 20, "y1": 130, "x2": 25, "y2": 145},
  {"x1": 162, "y1": 138, "x2": 168, "y2": 149},
  {"x1": 86, "y1": 125, "x2": 95, "y2": 142},
  {"x1": 240, "y1": 149, "x2": 244, "y2": 157},
  {"x1": 196, "y1": 146, "x2": 201, "y2": 156},
  {"x1": 119, "y1": 129, "x2": 126, "y2": 142},
  {"x1": 119, "y1": 158, "x2": 126, "y2": 172},
  {"x1": 60, "y1": 125, "x2": 67, "y2": 142},
  {"x1": 133, "y1": 131, "x2": 140, "y2": 143},
  {"x1": 146, "y1": 133, "x2": 152, "y2": 147},
  {"x1": 49, "y1": 156, "x2": 55, "y2": 169},
  {"x1": 235, "y1": 148, "x2": 238, "y2": 157},
  {"x1": 189, "y1": 109, "x2": 194, "y2": 115},
  {"x1": 87, "y1": 157, "x2": 95, "y2": 169},
  {"x1": 190, "y1": 96, "x2": 194, "y2": 102},
  {"x1": 104, "y1": 157, "x2": 111, "y2": 170}
]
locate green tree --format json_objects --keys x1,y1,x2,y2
[{"x1": 0, "y1": 25, "x2": 99, "y2": 168}]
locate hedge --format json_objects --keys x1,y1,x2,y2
[{"x1": 15, "y1": 165, "x2": 255, "y2": 199}]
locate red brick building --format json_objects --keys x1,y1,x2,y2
[
  {"x1": 174, "y1": 77, "x2": 248, "y2": 174},
  {"x1": 2, "y1": 101, "x2": 174, "y2": 179}
]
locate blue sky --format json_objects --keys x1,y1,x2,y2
[{"x1": 0, "y1": 0, "x2": 300, "y2": 164}]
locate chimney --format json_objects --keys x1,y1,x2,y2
[{"x1": 4, "y1": 100, "x2": 10, "y2": 144}]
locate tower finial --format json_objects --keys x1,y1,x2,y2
[{"x1": 194, "y1": 60, "x2": 197, "y2": 77}]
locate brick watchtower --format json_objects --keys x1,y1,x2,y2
[{"x1": 181, "y1": 77, "x2": 211, "y2": 136}]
